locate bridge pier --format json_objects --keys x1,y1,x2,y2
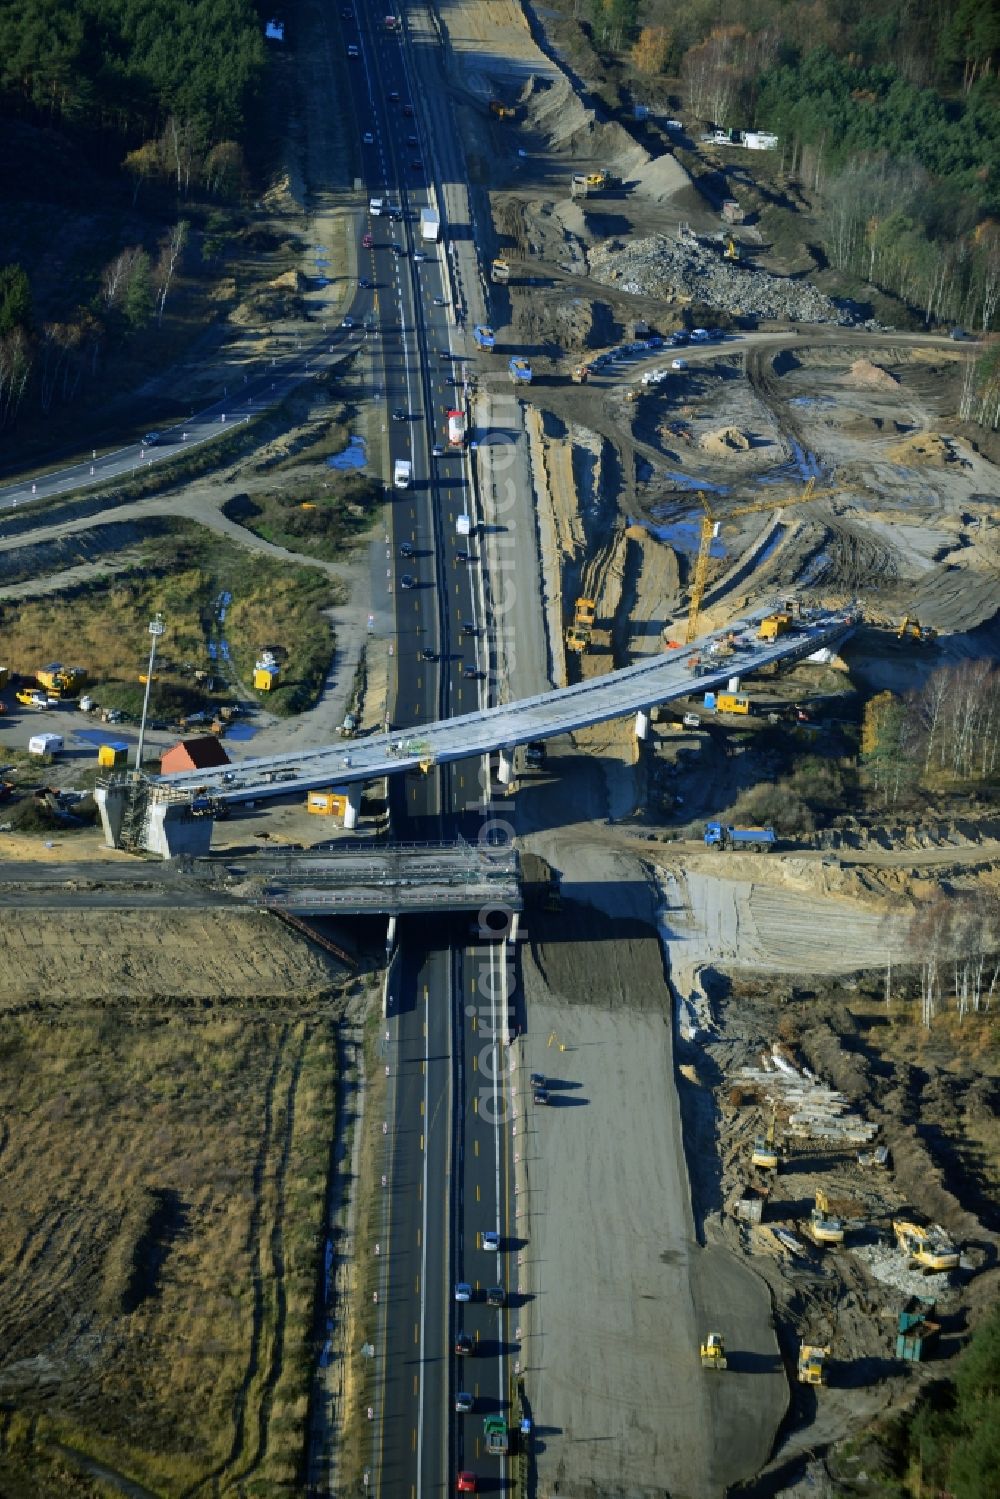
[
  {"x1": 343, "y1": 784, "x2": 362, "y2": 830},
  {"x1": 635, "y1": 709, "x2": 650, "y2": 741},
  {"x1": 497, "y1": 748, "x2": 514, "y2": 786}
]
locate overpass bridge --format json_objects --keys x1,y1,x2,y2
[
  {"x1": 211, "y1": 841, "x2": 521, "y2": 919},
  {"x1": 96, "y1": 605, "x2": 859, "y2": 856}
]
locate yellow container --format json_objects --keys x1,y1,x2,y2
[
  {"x1": 253, "y1": 667, "x2": 278, "y2": 691},
  {"x1": 98, "y1": 742, "x2": 129, "y2": 768},
  {"x1": 717, "y1": 693, "x2": 751, "y2": 714},
  {"x1": 307, "y1": 790, "x2": 348, "y2": 817}
]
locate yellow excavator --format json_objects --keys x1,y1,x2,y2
[
  {"x1": 897, "y1": 615, "x2": 937, "y2": 643},
  {"x1": 700, "y1": 1332, "x2": 728, "y2": 1370},
  {"x1": 751, "y1": 1110, "x2": 780, "y2": 1171},
  {"x1": 893, "y1": 1219, "x2": 960, "y2": 1273},
  {"x1": 797, "y1": 1343, "x2": 830, "y2": 1385},
  {"x1": 807, "y1": 1196, "x2": 845, "y2": 1246}
]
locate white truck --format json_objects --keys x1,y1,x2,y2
[
  {"x1": 420, "y1": 207, "x2": 440, "y2": 243},
  {"x1": 394, "y1": 459, "x2": 412, "y2": 489},
  {"x1": 456, "y1": 511, "x2": 472, "y2": 537},
  {"x1": 369, "y1": 196, "x2": 383, "y2": 216}
]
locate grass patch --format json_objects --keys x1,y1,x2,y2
[
  {"x1": 0, "y1": 520, "x2": 342, "y2": 719},
  {"x1": 224, "y1": 471, "x2": 379, "y2": 562},
  {"x1": 0, "y1": 1011, "x2": 338, "y2": 1495}
]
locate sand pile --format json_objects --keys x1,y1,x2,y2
[
  {"x1": 848, "y1": 358, "x2": 899, "y2": 389},
  {"x1": 888, "y1": 431, "x2": 954, "y2": 466},
  {"x1": 701, "y1": 426, "x2": 752, "y2": 455}
]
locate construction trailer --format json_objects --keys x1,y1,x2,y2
[
  {"x1": 704, "y1": 690, "x2": 752, "y2": 714},
  {"x1": 758, "y1": 612, "x2": 793, "y2": 641}
]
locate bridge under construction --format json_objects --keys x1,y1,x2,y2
[{"x1": 95, "y1": 604, "x2": 858, "y2": 857}]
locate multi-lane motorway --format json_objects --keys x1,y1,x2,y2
[{"x1": 344, "y1": 6, "x2": 513, "y2": 1494}]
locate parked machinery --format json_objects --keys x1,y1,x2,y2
[
  {"x1": 797, "y1": 1343, "x2": 830, "y2": 1385},
  {"x1": 700, "y1": 1332, "x2": 728, "y2": 1370}
]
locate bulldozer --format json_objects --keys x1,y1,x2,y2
[
  {"x1": 893, "y1": 1219, "x2": 960, "y2": 1273},
  {"x1": 700, "y1": 1332, "x2": 727, "y2": 1370},
  {"x1": 797, "y1": 1343, "x2": 830, "y2": 1385}
]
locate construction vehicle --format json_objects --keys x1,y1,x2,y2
[
  {"x1": 571, "y1": 364, "x2": 591, "y2": 383},
  {"x1": 751, "y1": 1111, "x2": 780, "y2": 1171},
  {"x1": 892, "y1": 1219, "x2": 960, "y2": 1273},
  {"x1": 857, "y1": 1145, "x2": 891, "y2": 1171},
  {"x1": 587, "y1": 170, "x2": 608, "y2": 190},
  {"x1": 473, "y1": 324, "x2": 496, "y2": 351},
  {"x1": 758, "y1": 612, "x2": 793, "y2": 642},
  {"x1": 815, "y1": 1188, "x2": 864, "y2": 1223},
  {"x1": 897, "y1": 615, "x2": 938, "y2": 643},
  {"x1": 797, "y1": 1343, "x2": 830, "y2": 1385},
  {"x1": 700, "y1": 1333, "x2": 727, "y2": 1370},
  {"x1": 807, "y1": 1206, "x2": 845, "y2": 1246},
  {"x1": 37, "y1": 663, "x2": 88, "y2": 697},
  {"x1": 542, "y1": 873, "x2": 562, "y2": 912},
  {"x1": 724, "y1": 235, "x2": 740, "y2": 261},
  {"x1": 570, "y1": 173, "x2": 590, "y2": 199},
  {"x1": 491, "y1": 256, "x2": 510, "y2": 285},
  {"x1": 483, "y1": 1414, "x2": 509, "y2": 1454},
  {"x1": 565, "y1": 597, "x2": 596, "y2": 653},
  {"x1": 896, "y1": 1298, "x2": 940, "y2": 1362},
  {"x1": 489, "y1": 100, "x2": 515, "y2": 120},
  {"x1": 704, "y1": 822, "x2": 775, "y2": 852},
  {"x1": 684, "y1": 478, "x2": 840, "y2": 643},
  {"x1": 508, "y1": 356, "x2": 532, "y2": 384}
]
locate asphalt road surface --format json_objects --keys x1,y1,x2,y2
[{"x1": 351, "y1": 7, "x2": 513, "y2": 1496}]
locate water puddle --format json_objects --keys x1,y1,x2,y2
[{"x1": 328, "y1": 436, "x2": 368, "y2": 471}]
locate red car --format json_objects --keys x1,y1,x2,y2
[
  {"x1": 457, "y1": 1475, "x2": 477, "y2": 1494},
  {"x1": 362, "y1": 232, "x2": 373, "y2": 248}
]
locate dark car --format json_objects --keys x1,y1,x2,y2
[
  {"x1": 462, "y1": 621, "x2": 478, "y2": 637},
  {"x1": 486, "y1": 1285, "x2": 504, "y2": 1307},
  {"x1": 533, "y1": 1087, "x2": 550, "y2": 1105},
  {"x1": 141, "y1": 431, "x2": 161, "y2": 446},
  {"x1": 529, "y1": 1072, "x2": 546, "y2": 1088},
  {"x1": 407, "y1": 134, "x2": 419, "y2": 146},
  {"x1": 402, "y1": 103, "x2": 414, "y2": 116},
  {"x1": 463, "y1": 666, "x2": 483, "y2": 680},
  {"x1": 399, "y1": 542, "x2": 414, "y2": 557},
  {"x1": 392, "y1": 244, "x2": 405, "y2": 258},
  {"x1": 360, "y1": 277, "x2": 373, "y2": 289},
  {"x1": 392, "y1": 407, "x2": 407, "y2": 422},
  {"x1": 455, "y1": 1391, "x2": 475, "y2": 1414},
  {"x1": 400, "y1": 574, "x2": 415, "y2": 589},
  {"x1": 388, "y1": 90, "x2": 400, "y2": 101},
  {"x1": 455, "y1": 1331, "x2": 473, "y2": 1356},
  {"x1": 420, "y1": 647, "x2": 437, "y2": 662}
]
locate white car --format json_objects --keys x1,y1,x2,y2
[
  {"x1": 363, "y1": 131, "x2": 374, "y2": 144},
  {"x1": 347, "y1": 44, "x2": 359, "y2": 56},
  {"x1": 682, "y1": 712, "x2": 701, "y2": 729},
  {"x1": 671, "y1": 358, "x2": 688, "y2": 370},
  {"x1": 412, "y1": 251, "x2": 427, "y2": 262},
  {"x1": 454, "y1": 1282, "x2": 472, "y2": 1302},
  {"x1": 482, "y1": 1230, "x2": 500, "y2": 1252}
]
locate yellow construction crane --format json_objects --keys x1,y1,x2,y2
[{"x1": 684, "y1": 478, "x2": 838, "y2": 644}]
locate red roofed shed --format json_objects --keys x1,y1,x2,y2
[{"x1": 160, "y1": 736, "x2": 231, "y2": 775}]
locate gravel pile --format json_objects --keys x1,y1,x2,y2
[{"x1": 588, "y1": 232, "x2": 853, "y2": 324}]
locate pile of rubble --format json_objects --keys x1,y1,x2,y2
[
  {"x1": 588, "y1": 232, "x2": 853, "y2": 324},
  {"x1": 739, "y1": 1047, "x2": 880, "y2": 1147}
]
